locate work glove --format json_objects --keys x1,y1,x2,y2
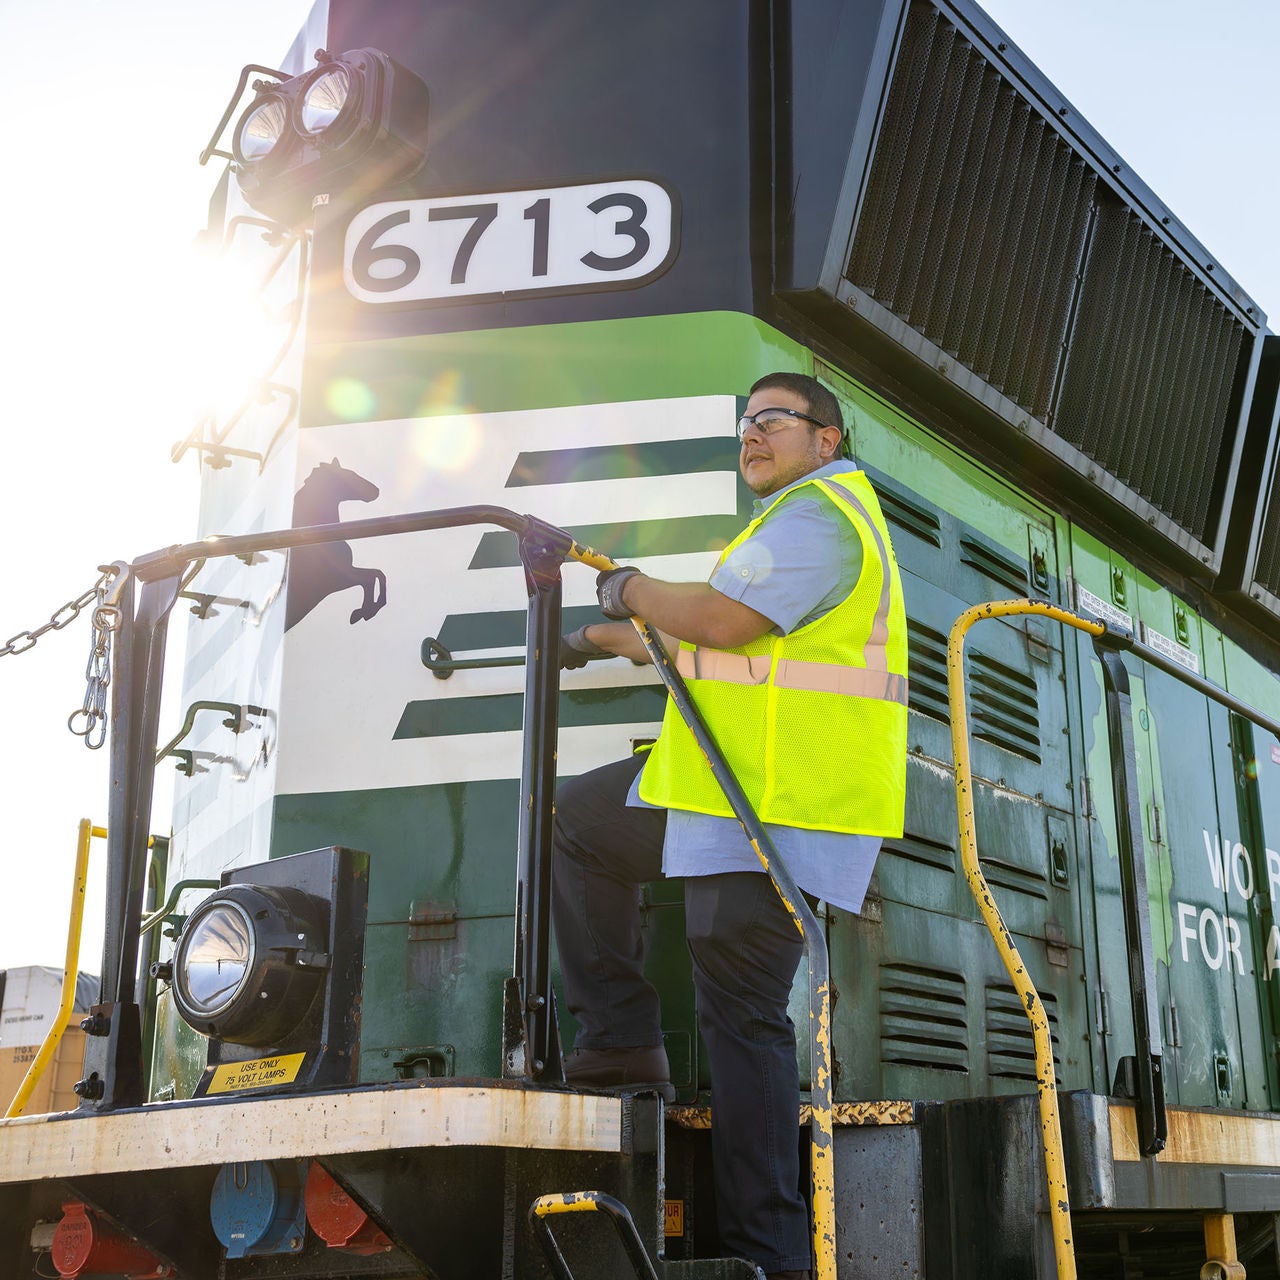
[
  {"x1": 560, "y1": 626, "x2": 611, "y2": 670},
  {"x1": 596, "y1": 567, "x2": 642, "y2": 619}
]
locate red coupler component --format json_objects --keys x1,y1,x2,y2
[
  {"x1": 50, "y1": 1202, "x2": 174, "y2": 1278},
  {"x1": 304, "y1": 1163, "x2": 393, "y2": 1255}
]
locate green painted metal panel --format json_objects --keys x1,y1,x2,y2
[{"x1": 302, "y1": 312, "x2": 806, "y2": 428}]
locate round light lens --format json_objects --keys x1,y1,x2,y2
[
  {"x1": 177, "y1": 900, "x2": 255, "y2": 1018},
  {"x1": 236, "y1": 96, "x2": 290, "y2": 162},
  {"x1": 300, "y1": 66, "x2": 351, "y2": 135}
]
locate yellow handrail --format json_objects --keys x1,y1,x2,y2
[
  {"x1": 4, "y1": 819, "x2": 101, "y2": 1118},
  {"x1": 949, "y1": 599, "x2": 1105, "y2": 1280}
]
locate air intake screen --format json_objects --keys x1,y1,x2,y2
[
  {"x1": 1053, "y1": 200, "x2": 1244, "y2": 541},
  {"x1": 1256, "y1": 489, "x2": 1280, "y2": 598},
  {"x1": 844, "y1": 0, "x2": 1253, "y2": 551}
]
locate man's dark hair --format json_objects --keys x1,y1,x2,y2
[{"x1": 748, "y1": 372, "x2": 843, "y2": 433}]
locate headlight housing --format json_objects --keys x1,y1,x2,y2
[
  {"x1": 172, "y1": 883, "x2": 326, "y2": 1046},
  {"x1": 297, "y1": 64, "x2": 355, "y2": 140},
  {"x1": 227, "y1": 48, "x2": 429, "y2": 226},
  {"x1": 232, "y1": 94, "x2": 294, "y2": 166}
]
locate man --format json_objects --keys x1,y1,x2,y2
[{"x1": 553, "y1": 372, "x2": 908, "y2": 1280}]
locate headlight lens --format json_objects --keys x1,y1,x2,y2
[
  {"x1": 300, "y1": 65, "x2": 351, "y2": 135},
  {"x1": 176, "y1": 900, "x2": 255, "y2": 1018},
  {"x1": 171, "y1": 883, "x2": 326, "y2": 1045},
  {"x1": 235, "y1": 96, "x2": 291, "y2": 162}
]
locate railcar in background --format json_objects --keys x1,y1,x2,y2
[{"x1": 3, "y1": 1, "x2": 1280, "y2": 1277}]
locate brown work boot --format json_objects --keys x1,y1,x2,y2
[{"x1": 562, "y1": 1045, "x2": 675, "y2": 1101}]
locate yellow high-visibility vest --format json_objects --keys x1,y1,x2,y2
[{"x1": 638, "y1": 466, "x2": 908, "y2": 837}]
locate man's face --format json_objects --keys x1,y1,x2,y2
[{"x1": 738, "y1": 386, "x2": 832, "y2": 497}]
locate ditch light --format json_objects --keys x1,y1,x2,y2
[
  {"x1": 228, "y1": 48, "x2": 429, "y2": 226},
  {"x1": 160, "y1": 846, "x2": 369, "y2": 1097}
]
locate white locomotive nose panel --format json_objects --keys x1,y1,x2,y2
[
  {"x1": 343, "y1": 179, "x2": 679, "y2": 304},
  {"x1": 274, "y1": 395, "x2": 739, "y2": 797}
]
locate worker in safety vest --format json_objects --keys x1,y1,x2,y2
[{"x1": 554, "y1": 372, "x2": 908, "y2": 1280}]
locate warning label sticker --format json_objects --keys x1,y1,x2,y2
[
  {"x1": 207, "y1": 1052, "x2": 307, "y2": 1094},
  {"x1": 664, "y1": 1200, "x2": 684, "y2": 1237}
]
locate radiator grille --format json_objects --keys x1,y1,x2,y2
[
  {"x1": 849, "y1": 2, "x2": 1094, "y2": 424},
  {"x1": 1258, "y1": 493, "x2": 1280, "y2": 598},
  {"x1": 1053, "y1": 200, "x2": 1244, "y2": 541},
  {"x1": 844, "y1": 0, "x2": 1252, "y2": 551}
]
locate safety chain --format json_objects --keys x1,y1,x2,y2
[
  {"x1": 68, "y1": 569, "x2": 124, "y2": 750},
  {"x1": 0, "y1": 566, "x2": 123, "y2": 750}
]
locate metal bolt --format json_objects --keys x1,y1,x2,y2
[
  {"x1": 80, "y1": 1013, "x2": 110, "y2": 1037},
  {"x1": 290, "y1": 1235, "x2": 303, "y2": 1251},
  {"x1": 73, "y1": 1076, "x2": 104, "y2": 1101}
]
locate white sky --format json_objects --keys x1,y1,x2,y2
[{"x1": 0, "y1": 2, "x2": 1276, "y2": 980}]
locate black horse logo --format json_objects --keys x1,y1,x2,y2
[{"x1": 285, "y1": 458, "x2": 388, "y2": 631}]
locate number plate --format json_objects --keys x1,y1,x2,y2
[{"x1": 344, "y1": 179, "x2": 678, "y2": 304}]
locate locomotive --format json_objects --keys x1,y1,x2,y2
[{"x1": 3, "y1": 1, "x2": 1280, "y2": 1277}]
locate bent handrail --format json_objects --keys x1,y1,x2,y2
[
  {"x1": 950, "y1": 595, "x2": 1280, "y2": 1280},
  {"x1": 5, "y1": 820, "x2": 97, "y2": 1118},
  {"x1": 948, "y1": 599, "x2": 1094, "y2": 1280}
]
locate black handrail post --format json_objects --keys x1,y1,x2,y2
[
  {"x1": 1095, "y1": 640, "x2": 1168, "y2": 1155},
  {"x1": 513, "y1": 519, "x2": 574, "y2": 1083},
  {"x1": 79, "y1": 572, "x2": 184, "y2": 1113}
]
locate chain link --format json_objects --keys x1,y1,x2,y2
[
  {"x1": 1, "y1": 581, "x2": 103, "y2": 658},
  {"x1": 67, "y1": 572, "x2": 122, "y2": 750},
  {"x1": 1, "y1": 566, "x2": 124, "y2": 749}
]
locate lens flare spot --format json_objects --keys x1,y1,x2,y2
[
  {"x1": 413, "y1": 416, "x2": 482, "y2": 473},
  {"x1": 326, "y1": 378, "x2": 376, "y2": 421}
]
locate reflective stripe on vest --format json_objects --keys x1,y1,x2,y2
[{"x1": 674, "y1": 648, "x2": 908, "y2": 705}]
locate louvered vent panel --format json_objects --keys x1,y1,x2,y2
[
  {"x1": 880, "y1": 963, "x2": 968, "y2": 1073},
  {"x1": 959, "y1": 538, "x2": 1028, "y2": 596},
  {"x1": 969, "y1": 651, "x2": 1040, "y2": 762},
  {"x1": 878, "y1": 486, "x2": 943, "y2": 547},
  {"x1": 986, "y1": 985, "x2": 1061, "y2": 1081},
  {"x1": 848, "y1": 2, "x2": 1094, "y2": 424},
  {"x1": 1054, "y1": 200, "x2": 1246, "y2": 542},
  {"x1": 843, "y1": 0, "x2": 1255, "y2": 556},
  {"x1": 906, "y1": 616, "x2": 949, "y2": 723}
]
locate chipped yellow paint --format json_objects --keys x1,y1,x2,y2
[
  {"x1": 949, "y1": 600, "x2": 1100, "y2": 1280},
  {"x1": 531, "y1": 1191, "x2": 604, "y2": 1217}
]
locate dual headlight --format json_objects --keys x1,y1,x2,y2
[
  {"x1": 230, "y1": 49, "x2": 429, "y2": 226},
  {"x1": 234, "y1": 62, "x2": 357, "y2": 165}
]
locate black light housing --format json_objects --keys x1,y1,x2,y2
[
  {"x1": 172, "y1": 882, "x2": 327, "y2": 1045},
  {"x1": 166, "y1": 846, "x2": 369, "y2": 1098},
  {"x1": 232, "y1": 48, "x2": 429, "y2": 226}
]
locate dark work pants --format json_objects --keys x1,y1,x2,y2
[{"x1": 552, "y1": 754, "x2": 811, "y2": 1274}]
